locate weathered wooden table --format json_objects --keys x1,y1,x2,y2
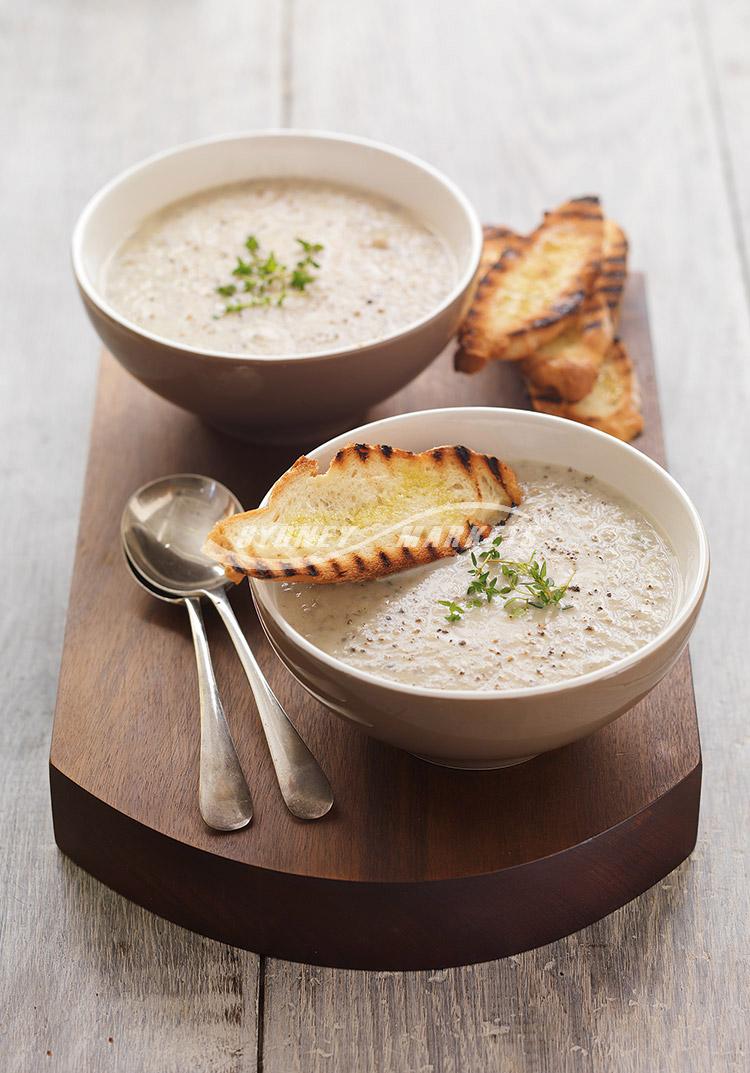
[{"x1": 1, "y1": 2, "x2": 748, "y2": 1070}]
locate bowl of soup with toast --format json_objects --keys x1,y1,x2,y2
[{"x1": 252, "y1": 407, "x2": 709, "y2": 768}]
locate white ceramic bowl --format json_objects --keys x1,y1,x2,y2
[
  {"x1": 252, "y1": 407, "x2": 709, "y2": 768},
  {"x1": 72, "y1": 131, "x2": 481, "y2": 440}
]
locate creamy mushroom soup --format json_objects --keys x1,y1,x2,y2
[
  {"x1": 104, "y1": 179, "x2": 456, "y2": 356},
  {"x1": 275, "y1": 463, "x2": 679, "y2": 691}
]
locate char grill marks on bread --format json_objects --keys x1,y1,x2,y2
[
  {"x1": 204, "y1": 443, "x2": 523, "y2": 584},
  {"x1": 528, "y1": 340, "x2": 644, "y2": 442},
  {"x1": 458, "y1": 196, "x2": 604, "y2": 368},
  {"x1": 455, "y1": 198, "x2": 642, "y2": 441}
]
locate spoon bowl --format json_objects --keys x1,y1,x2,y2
[
  {"x1": 121, "y1": 473, "x2": 239, "y2": 595},
  {"x1": 122, "y1": 546, "x2": 184, "y2": 604}
]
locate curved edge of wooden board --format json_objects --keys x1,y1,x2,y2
[{"x1": 50, "y1": 757, "x2": 701, "y2": 971}]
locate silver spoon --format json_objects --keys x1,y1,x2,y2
[
  {"x1": 121, "y1": 474, "x2": 333, "y2": 821},
  {"x1": 122, "y1": 552, "x2": 253, "y2": 832}
]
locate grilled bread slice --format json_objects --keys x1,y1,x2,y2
[
  {"x1": 527, "y1": 340, "x2": 643, "y2": 441},
  {"x1": 520, "y1": 291, "x2": 613, "y2": 402},
  {"x1": 457, "y1": 196, "x2": 604, "y2": 369},
  {"x1": 204, "y1": 444, "x2": 524, "y2": 584}
]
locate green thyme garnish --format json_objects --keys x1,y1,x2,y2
[
  {"x1": 215, "y1": 236, "x2": 324, "y2": 314},
  {"x1": 291, "y1": 266, "x2": 315, "y2": 291},
  {"x1": 438, "y1": 535, "x2": 574, "y2": 621},
  {"x1": 500, "y1": 554, "x2": 574, "y2": 617},
  {"x1": 296, "y1": 237, "x2": 323, "y2": 262},
  {"x1": 437, "y1": 600, "x2": 465, "y2": 622}
]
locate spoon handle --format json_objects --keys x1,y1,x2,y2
[
  {"x1": 205, "y1": 589, "x2": 333, "y2": 820},
  {"x1": 184, "y1": 597, "x2": 253, "y2": 831}
]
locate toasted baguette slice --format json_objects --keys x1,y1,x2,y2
[
  {"x1": 520, "y1": 291, "x2": 614, "y2": 402},
  {"x1": 458, "y1": 196, "x2": 604, "y2": 369},
  {"x1": 595, "y1": 219, "x2": 628, "y2": 326},
  {"x1": 204, "y1": 444, "x2": 524, "y2": 584},
  {"x1": 528, "y1": 340, "x2": 643, "y2": 441}
]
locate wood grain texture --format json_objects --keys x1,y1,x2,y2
[
  {"x1": 49, "y1": 279, "x2": 701, "y2": 970},
  {"x1": 0, "y1": 2, "x2": 281, "y2": 1070},
  {"x1": 262, "y1": 0, "x2": 750, "y2": 1069},
  {"x1": 694, "y1": 0, "x2": 750, "y2": 303},
  {"x1": 1, "y1": 0, "x2": 749, "y2": 1068}
]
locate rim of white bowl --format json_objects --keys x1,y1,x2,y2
[
  {"x1": 71, "y1": 129, "x2": 483, "y2": 364},
  {"x1": 251, "y1": 406, "x2": 710, "y2": 700}
]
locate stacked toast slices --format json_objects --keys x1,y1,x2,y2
[{"x1": 455, "y1": 197, "x2": 642, "y2": 441}]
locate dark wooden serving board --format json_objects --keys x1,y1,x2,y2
[{"x1": 50, "y1": 275, "x2": 701, "y2": 970}]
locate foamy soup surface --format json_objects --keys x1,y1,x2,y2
[
  {"x1": 104, "y1": 179, "x2": 456, "y2": 356},
  {"x1": 275, "y1": 462, "x2": 679, "y2": 690}
]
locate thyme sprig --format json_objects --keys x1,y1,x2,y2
[
  {"x1": 215, "y1": 236, "x2": 324, "y2": 314},
  {"x1": 438, "y1": 535, "x2": 575, "y2": 622},
  {"x1": 437, "y1": 600, "x2": 465, "y2": 622}
]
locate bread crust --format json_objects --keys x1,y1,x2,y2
[
  {"x1": 528, "y1": 340, "x2": 643, "y2": 441},
  {"x1": 204, "y1": 444, "x2": 524, "y2": 584},
  {"x1": 596, "y1": 219, "x2": 629, "y2": 326},
  {"x1": 456, "y1": 228, "x2": 529, "y2": 373},
  {"x1": 478, "y1": 226, "x2": 528, "y2": 280}
]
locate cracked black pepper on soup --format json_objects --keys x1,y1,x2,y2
[
  {"x1": 276, "y1": 463, "x2": 680, "y2": 690},
  {"x1": 104, "y1": 178, "x2": 456, "y2": 356}
]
